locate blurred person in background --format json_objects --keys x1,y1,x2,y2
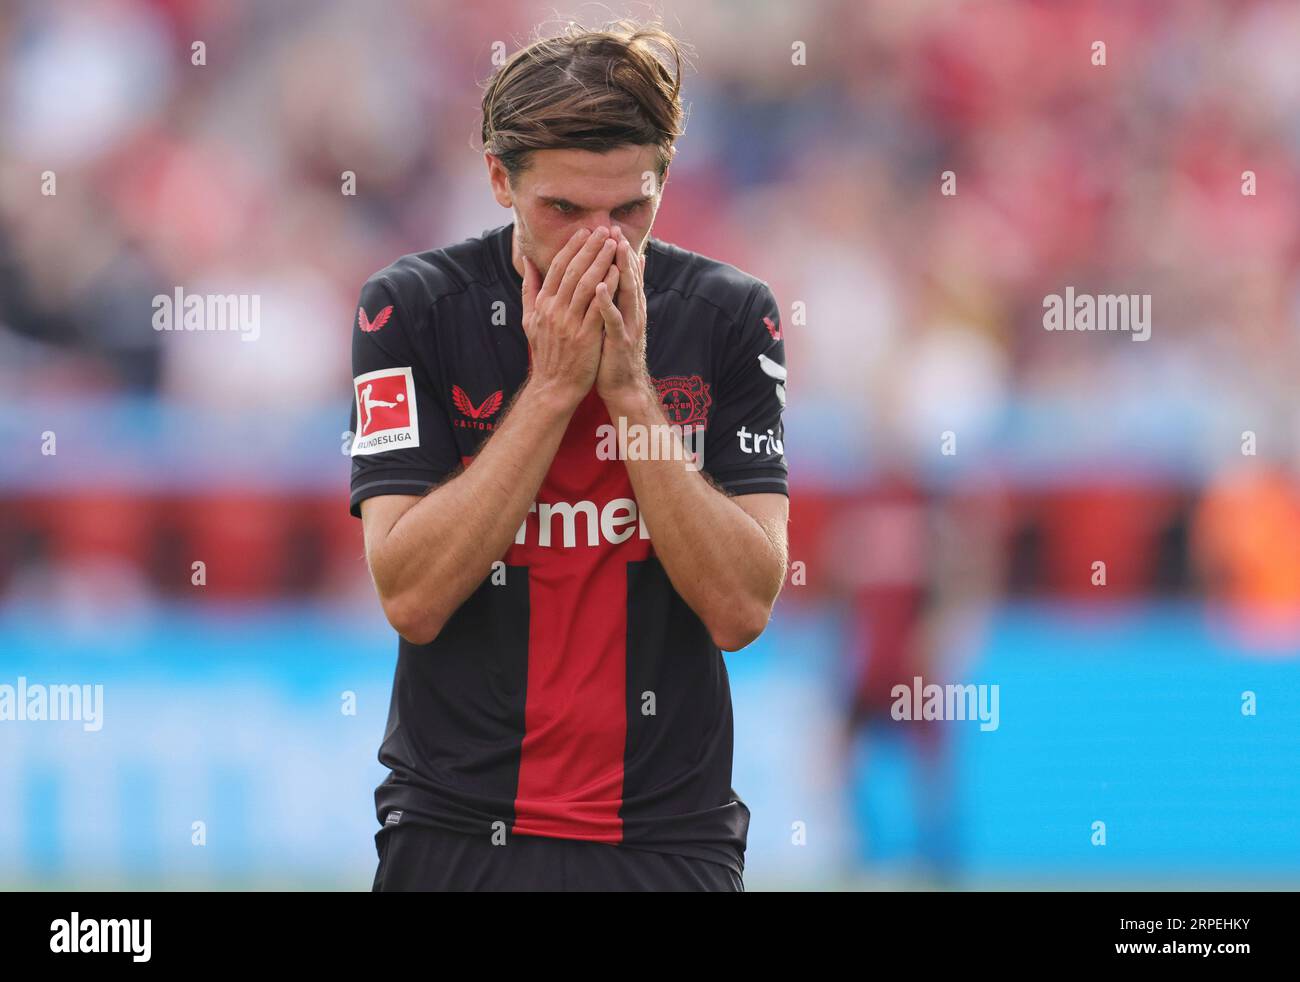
[{"x1": 831, "y1": 469, "x2": 1006, "y2": 885}]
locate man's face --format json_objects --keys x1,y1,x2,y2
[{"x1": 487, "y1": 144, "x2": 666, "y2": 278}]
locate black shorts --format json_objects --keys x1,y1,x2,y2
[{"x1": 371, "y1": 822, "x2": 744, "y2": 892}]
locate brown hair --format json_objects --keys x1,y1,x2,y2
[{"x1": 481, "y1": 19, "x2": 687, "y2": 182}]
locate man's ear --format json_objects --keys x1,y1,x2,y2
[{"x1": 485, "y1": 154, "x2": 513, "y2": 208}]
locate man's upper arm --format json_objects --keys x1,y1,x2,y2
[{"x1": 348, "y1": 272, "x2": 461, "y2": 519}]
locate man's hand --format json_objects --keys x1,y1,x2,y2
[
  {"x1": 360, "y1": 228, "x2": 621, "y2": 646},
  {"x1": 595, "y1": 226, "x2": 651, "y2": 406},
  {"x1": 522, "y1": 225, "x2": 620, "y2": 409}
]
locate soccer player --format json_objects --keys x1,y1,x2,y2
[{"x1": 350, "y1": 20, "x2": 789, "y2": 891}]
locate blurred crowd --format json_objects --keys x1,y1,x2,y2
[
  {"x1": 4, "y1": 0, "x2": 1300, "y2": 886},
  {"x1": 2, "y1": 0, "x2": 1299, "y2": 428},
  {"x1": 4, "y1": 0, "x2": 1300, "y2": 620}
]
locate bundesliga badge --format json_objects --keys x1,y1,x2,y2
[{"x1": 352, "y1": 367, "x2": 420, "y2": 456}]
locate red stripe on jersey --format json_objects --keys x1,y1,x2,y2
[{"x1": 498, "y1": 389, "x2": 653, "y2": 842}]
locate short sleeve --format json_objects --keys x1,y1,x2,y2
[
  {"x1": 702, "y1": 281, "x2": 788, "y2": 497},
  {"x1": 348, "y1": 277, "x2": 461, "y2": 517}
]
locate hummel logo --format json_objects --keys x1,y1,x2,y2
[
  {"x1": 452, "y1": 385, "x2": 504, "y2": 430},
  {"x1": 513, "y1": 497, "x2": 651, "y2": 549},
  {"x1": 358, "y1": 305, "x2": 393, "y2": 333}
]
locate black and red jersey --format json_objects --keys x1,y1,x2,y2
[{"x1": 347, "y1": 223, "x2": 788, "y2": 873}]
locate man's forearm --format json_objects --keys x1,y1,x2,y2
[
  {"x1": 372, "y1": 380, "x2": 575, "y2": 642},
  {"x1": 604, "y1": 381, "x2": 787, "y2": 650}
]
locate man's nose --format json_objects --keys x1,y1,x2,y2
[{"x1": 582, "y1": 217, "x2": 620, "y2": 237}]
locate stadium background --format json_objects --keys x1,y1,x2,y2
[{"x1": 2, "y1": 0, "x2": 1299, "y2": 889}]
